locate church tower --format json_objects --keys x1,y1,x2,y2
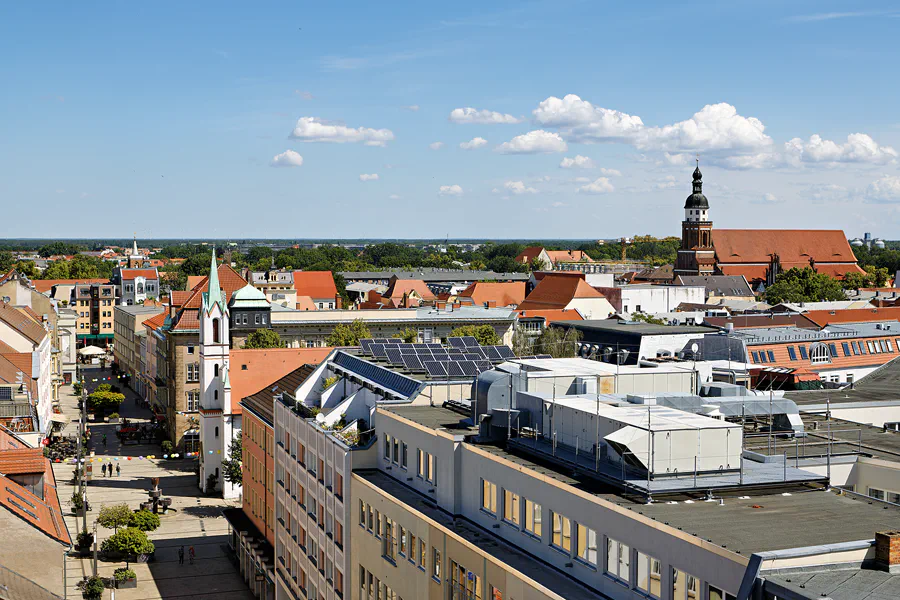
[
  {"x1": 674, "y1": 163, "x2": 716, "y2": 277},
  {"x1": 198, "y1": 250, "x2": 237, "y2": 497}
]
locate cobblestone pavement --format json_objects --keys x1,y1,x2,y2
[{"x1": 54, "y1": 368, "x2": 253, "y2": 600}]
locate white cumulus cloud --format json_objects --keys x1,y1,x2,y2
[
  {"x1": 439, "y1": 184, "x2": 464, "y2": 196},
  {"x1": 559, "y1": 155, "x2": 595, "y2": 169},
  {"x1": 270, "y1": 150, "x2": 304, "y2": 168},
  {"x1": 495, "y1": 130, "x2": 567, "y2": 154},
  {"x1": 429, "y1": 141, "x2": 444, "y2": 150},
  {"x1": 460, "y1": 137, "x2": 488, "y2": 150},
  {"x1": 504, "y1": 181, "x2": 538, "y2": 195},
  {"x1": 359, "y1": 173, "x2": 379, "y2": 181},
  {"x1": 577, "y1": 177, "x2": 615, "y2": 194},
  {"x1": 449, "y1": 107, "x2": 521, "y2": 124},
  {"x1": 785, "y1": 133, "x2": 897, "y2": 165},
  {"x1": 635, "y1": 103, "x2": 772, "y2": 153},
  {"x1": 599, "y1": 167, "x2": 622, "y2": 176},
  {"x1": 533, "y1": 94, "x2": 644, "y2": 142},
  {"x1": 290, "y1": 117, "x2": 394, "y2": 146},
  {"x1": 867, "y1": 175, "x2": 900, "y2": 202}
]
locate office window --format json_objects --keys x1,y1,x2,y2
[
  {"x1": 787, "y1": 346, "x2": 797, "y2": 361},
  {"x1": 576, "y1": 524, "x2": 598, "y2": 565},
  {"x1": 481, "y1": 480, "x2": 497, "y2": 514},
  {"x1": 401, "y1": 442, "x2": 408, "y2": 468},
  {"x1": 525, "y1": 498, "x2": 542, "y2": 537},
  {"x1": 408, "y1": 532, "x2": 416, "y2": 563},
  {"x1": 551, "y1": 512, "x2": 571, "y2": 552},
  {"x1": 383, "y1": 434, "x2": 392, "y2": 459},
  {"x1": 503, "y1": 490, "x2": 520, "y2": 526},
  {"x1": 419, "y1": 539, "x2": 426, "y2": 568},
  {"x1": 708, "y1": 585, "x2": 737, "y2": 600},
  {"x1": 841, "y1": 342, "x2": 851, "y2": 357},
  {"x1": 606, "y1": 537, "x2": 630, "y2": 582},
  {"x1": 636, "y1": 551, "x2": 662, "y2": 597},
  {"x1": 672, "y1": 567, "x2": 698, "y2": 600},
  {"x1": 392, "y1": 437, "x2": 399, "y2": 463},
  {"x1": 799, "y1": 345, "x2": 808, "y2": 359},
  {"x1": 382, "y1": 517, "x2": 395, "y2": 560},
  {"x1": 417, "y1": 449, "x2": 426, "y2": 478},
  {"x1": 427, "y1": 453, "x2": 436, "y2": 484},
  {"x1": 490, "y1": 586, "x2": 503, "y2": 600},
  {"x1": 432, "y1": 548, "x2": 441, "y2": 580},
  {"x1": 398, "y1": 525, "x2": 407, "y2": 556},
  {"x1": 359, "y1": 500, "x2": 366, "y2": 527},
  {"x1": 766, "y1": 350, "x2": 775, "y2": 362},
  {"x1": 869, "y1": 487, "x2": 886, "y2": 501}
]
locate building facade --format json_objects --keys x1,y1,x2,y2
[
  {"x1": 113, "y1": 304, "x2": 165, "y2": 395},
  {"x1": 72, "y1": 282, "x2": 118, "y2": 347}
]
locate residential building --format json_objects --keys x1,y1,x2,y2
[
  {"x1": 456, "y1": 281, "x2": 526, "y2": 308},
  {"x1": 0, "y1": 302, "x2": 54, "y2": 438},
  {"x1": 0, "y1": 427, "x2": 70, "y2": 596},
  {"x1": 270, "y1": 305, "x2": 517, "y2": 348},
  {"x1": 293, "y1": 271, "x2": 341, "y2": 310},
  {"x1": 517, "y1": 272, "x2": 615, "y2": 319},
  {"x1": 673, "y1": 275, "x2": 754, "y2": 304},
  {"x1": 515, "y1": 247, "x2": 597, "y2": 271},
  {"x1": 673, "y1": 165, "x2": 864, "y2": 285},
  {"x1": 114, "y1": 267, "x2": 160, "y2": 305},
  {"x1": 71, "y1": 282, "x2": 118, "y2": 347},
  {"x1": 593, "y1": 284, "x2": 705, "y2": 317},
  {"x1": 248, "y1": 268, "x2": 297, "y2": 308},
  {"x1": 229, "y1": 283, "x2": 273, "y2": 348},
  {"x1": 341, "y1": 269, "x2": 529, "y2": 287},
  {"x1": 113, "y1": 304, "x2": 165, "y2": 399},
  {"x1": 370, "y1": 276, "x2": 437, "y2": 308},
  {"x1": 515, "y1": 308, "x2": 584, "y2": 338},
  {"x1": 142, "y1": 311, "x2": 168, "y2": 415}
]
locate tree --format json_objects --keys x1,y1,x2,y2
[
  {"x1": 0, "y1": 251, "x2": 14, "y2": 272},
  {"x1": 392, "y1": 327, "x2": 418, "y2": 343},
  {"x1": 242, "y1": 329, "x2": 285, "y2": 349},
  {"x1": 511, "y1": 326, "x2": 533, "y2": 357},
  {"x1": 41, "y1": 260, "x2": 71, "y2": 280},
  {"x1": 532, "y1": 326, "x2": 583, "y2": 358},
  {"x1": 98, "y1": 504, "x2": 133, "y2": 533},
  {"x1": 221, "y1": 436, "x2": 243, "y2": 486},
  {"x1": 128, "y1": 509, "x2": 160, "y2": 532},
  {"x1": 842, "y1": 265, "x2": 890, "y2": 290},
  {"x1": 325, "y1": 320, "x2": 372, "y2": 346},
  {"x1": 764, "y1": 268, "x2": 846, "y2": 304},
  {"x1": 630, "y1": 312, "x2": 668, "y2": 325},
  {"x1": 449, "y1": 325, "x2": 501, "y2": 346},
  {"x1": 333, "y1": 272, "x2": 350, "y2": 306},
  {"x1": 100, "y1": 527, "x2": 154, "y2": 556},
  {"x1": 529, "y1": 256, "x2": 549, "y2": 272},
  {"x1": 88, "y1": 390, "x2": 125, "y2": 413}
]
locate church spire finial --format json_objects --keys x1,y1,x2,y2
[{"x1": 204, "y1": 246, "x2": 224, "y2": 313}]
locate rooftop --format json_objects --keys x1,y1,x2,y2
[
  {"x1": 270, "y1": 305, "x2": 516, "y2": 324},
  {"x1": 553, "y1": 319, "x2": 716, "y2": 337},
  {"x1": 115, "y1": 304, "x2": 166, "y2": 316},
  {"x1": 766, "y1": 568, "x2": 900, "y2": 600},
  {"x1": 785, "y1": 358, "x2": 900, "y2": 406},
  {"x1": 341, "y1": 269, "x2": 530, "y2": 283},
  {"x1": 241, "y1": 363, "x2": 318, "y2": 426}
]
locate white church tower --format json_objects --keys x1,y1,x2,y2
[{"x1": 198, "y1": 251, "x2": 240, "y2": 498}]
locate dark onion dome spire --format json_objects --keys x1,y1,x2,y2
[{"x1": 684, "y1": 161, "x2": 709, "y2": 210}]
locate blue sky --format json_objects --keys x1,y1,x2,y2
[{"x1": 2, "y1": 1, "x2": 900, "y2": 240}]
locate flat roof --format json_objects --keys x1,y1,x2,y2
[
  {"x1": 734, "y1": 321, "x2": 900, "y2": 345},
  {"x1": 555, "y1": 320, "x2": 716, "y2": 336},
  {"x1": 356, "y1": 470, "x2": 606, "y2": 600},
  {"x1": 341, "y1": 269, "x2": 530, "y2": 282},
  {"x1": 382, "y1": 405, "x2": 478, "y2": 434},
  {"x1": 786, "y1": 357, "x2": 900, "y2": 406},
  {"x1": 767, "y1": 568, "x2": 900, "y2": 599},
  {"x1": 503, "y1": 357, "x2": 694, "y2": 377},
  {"x1": 114, "y1": 304, "x2": 165, "y2": 315}
]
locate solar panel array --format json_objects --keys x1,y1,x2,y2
[{"x1": 357, "y1": 338, "x2": 529, "y2": 379}]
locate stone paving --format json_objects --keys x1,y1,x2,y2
[{"x1": 53, "y1": 368, "x2": 253, "y2": 600}]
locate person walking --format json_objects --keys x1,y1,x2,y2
[
  {"x1": 102, "y1": 434, "x2": 107, "y2": 448},
  {"x1": 178, "y1": 546, "x2": 185, "y2": 565},
  {"x1": 101, "y1": 463, "x2": 107, "y2": 477},
  {"x1": 188, "y1": 546, "x2": 195, "y2": 564},
  {"x1": 115, "y1": 463, "x2": 121, "y2": 477}
]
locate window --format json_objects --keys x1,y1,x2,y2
[
  {"x1": 637, "y1": 551, "x2": 661, "y2": 598},
  {"x1": 847, "y1": 373, "x2": 855, "y2": 384},
  {"x1": 750, "y1": 351, "x2": 760, "y2": 363},
  {"x1": 868, "y1": 341, "x2": 877, "y2": 354},
  {"x1": 860, "y1": 341, "x2": 868, "y2": 355},
  {"x1": 401, "y1": 443, "x2": 408, "y2": 468},
  {"x1": 576, "y1": 524, "x2": 597, "y2": 565},
  {"x1": 490, "y1": 586, "x2": 503, "y2": 600},
  {"x1": 214, "y1": 364, "x2": 219, "y2": 377},
  {"x1": 255, "y1": 314, "x2": 261, "y2": 325},
  {"x1": 367, "y1": 504, "x2": 374, "y2": 531},
  {"x1": 551, "y1": 512, "x2": 571, "y2": 552},
  {"x1": 186, "y1": 363, "x2": 199, "y2": 382},
  {"x1": 432, "y1": 547, "x2": 441, "y2": 580},
  {"x1": 852, "y1": 341, "x2": 861, "y2": 355},
  {"x1": 606, "y1": 537, "x2": 630, "y2": 582},
  {"x1": 787, "y1": 346, "x2": 797, "y2": 361},
  {"x1": 359, "y1": 500, "x2": 366, "y2": 526},
  {"x1": 809, "y1": 343, "x2": 831, "y2": 365},
  {"x1": 869, "y1": 487, "x2": 886, "y2": 501},
  {"x1": 382, "y1": 516, "x2": 395, "y2": 561},
  {"x1": 212, "y1": 318, "x2": 220, "y2": 343},
  {"x1": 503, "y1": 490, "x2": 520, "y2": 526},
  {"x1": 881, "y1": 339, "x2": 890, "y2": 353},
  {"x1": 708, "y1": 585, "x2": 736, "y2": 600},
  {"x1": 419, "y1": 539, "x2": 426, "y2": 568},
  {"x1": 399, "y1": 525, "x2": 407, "y2": 556},
  {"x1": 841, "y1": 342, "x2": 851, "y2": 357},
  {"x1": 524, "y1": 499, "x2": 542, "y2": 537},
  {"x1": 481, "y1": 480, "x2": 497, "y2": 514},
  {"x1": 799, "y1": 345, "x2": 808, "y2": 359},
  {"x1": 187, "y1": 345, "x2": 195, "y2": 354},
  {"x1": 888, "y1": 339, "x2": 895, "y2": 353},
  {"x1": 408, "y1": 532, "x2": 417, "y2": 563},
  {"x1": 392, "y1": 437, "x2": 399, "y2": 463},
  {"x1": 383, "y1": 434, "x2": 392, "y2": 459},
  {"x1": 186, "y1": 391, "x2": 199, "y2": 411},
  {"x1": 451, "y1": 561, "x2": 481, "y2": 600},
  {"x1": 672, "y1": 567, "x2": 698, "y2": 600},
  {"x1": 766, "y1": 350, "x2": 775, "y2": 362}
]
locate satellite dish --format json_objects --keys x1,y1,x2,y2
[{"x1": 691, "y1": 343, "x2": 699, "y2": 354}]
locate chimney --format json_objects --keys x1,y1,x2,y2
[
  {"x1": 436, "y1": 301, "x2": 446, "y2": 310},
  {"x1": 875, "y1": 531, "x2": 900, "y2": 574},
  {"x1": 485, "y1": 300, "x2": 497, "y2": 309}
]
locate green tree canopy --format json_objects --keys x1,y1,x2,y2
[
  {"x1": 221, "y1": 436, "x2": 243, "y2": 486},
  {"x1": 128, "y1": 509, "x2": 160, "y2": 532},
  {"x1": 88, "y1": 390, "x2": 125, "y2": 413},
  {"x1": 764, "y1": 268, "x2": 846, "y2": 304},
  {"x1": 531, "y1": 326, "x2": 583, "y2": 358},
  {"x1": 98, "y1": 504, "x2": 133, "y2": 533},
  {"x1": 449, "y1": 325, "x2": 501, "y2": 346},
  {"x1": 630, "y1": 312, "x2": 668, "y2": 325},
  {"x1": 242, "y1": 329, "x2": 285, "y2": 349},
  {"x1": 325, "y1": 320, "x2": 372, "y2": 346},
  {"x1": 392, "y1": 327, "x2": 418, "y2": 343},
  {"x1": 0, "y1": 251, "x2": 15, "y2": 272},
  {"x1": 100, "y1": 527, "x2": 154, "y2": 556}
]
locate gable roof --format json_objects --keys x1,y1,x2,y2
[
  {"x1": 712, "y1": 229, "x2": 862, "y2": 265},
  {"x1": 227, "y1": 347, "x2": 333, "y2": 415},
  {"x1": 458, "y1": 281, "x2": 526, "y2": 307},
  {"x1": 292, "y1": 271, "x2": 338, "y2": 299},
  {"x1": 514, "y1": 246, "x2": 545, "y2": 264},
  {"x1": 544, "y1": 249, "x2": 594, "y2": 264},
  {"x1": 804, "y1": 307, "x2": 900, "y2": 327},
  {"x1": 383, "y1": 277, "x2": 436, "y2": 302},
  {"x1": 517, "y1": 273, "x2": 608, "y2": 310},
  {"x1": 120, "y1": 268, "x2": 159, "y2": 280},
  {"x1": 0, "y1": 303, "x2": 46, "y2": 346},
  {"x1": 170, "y1": 264, "x2": 247, "y2": 332},
  {"x1": 241, "y1": 363, "x2": 318, "y2": 426},
  {"x1": 31, "y1": 278, "x2": 108, "y2": 294},
  {"x1": 143, "y1": 311, "x2": 168, "y2": 333},
  {"x1": 515, "y1": 309, "x2": 584, "y2": 323}
]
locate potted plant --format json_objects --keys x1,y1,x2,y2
[
  {"x1": 101, "y1": 527, "x2": 154, "y2": 563},
  {"x1": 75, "y1": 529, "x2": 94, "y2": 557},
  {"x1": 108, "y1": 412, "x2": 121, "y2": 424},
  {"x1": 160, "y1": 440, "x2": 174, "y2": 455},
  {"x1": 71, "y1": 491, "x2": 85, "y2": 516},
  {"x1": 113, "y1": 568, "x2": 137, "y2": 589},
  {"x1": 77, "y1": 575, "x2": 105, "y2": 600},
  {"x1": 205, "y1": 472, "x2": 218, "y2": 495}
]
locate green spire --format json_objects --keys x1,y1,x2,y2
[{"x1": 205, "y1": 247, "x2": 224, "y2": 312}]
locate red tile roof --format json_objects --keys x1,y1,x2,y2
[
  {"x1": 804, "y1": 307, "x2": 900, "y2": 327},
  {"x1": 0, "y1": 448, "x2": 45, "y2": 475},
  {"x1": 459, "y1": 282, "x2": 526, "y2": 307},
  {"x1": 713, "y1": 229, "x2": 859, "y2": 264},
  {"x1": 0, "y1": 354, "x2": 37, "y2": 397},
  {"x1": 383, "y1": 278, "x2": 436, "y2": 302},
  {"x1": 228, "y1": 348, "x2": 333, "y2": 415},
  {"x1": 517, "y1": 273, "x2": 608, "y2": 310},
  {"x1": 170, "y1": 265, "x2": 247, "y2": 332},
  {"x1": 292, "y1": 271, "x2": 338, "y2": 299},
  {"x1": 515, "y1": 246, "x2": 545, "y2": 264},
  {"x1": 31, "y1": 278, "x2": 108, "y2": 294},
  {"x1": 170, "y1": 291, "x2": 192, "y2": 307},
  {"x1": 515, "y1": 309, "x2": 584, "y2": 323},
  {"x1": 143, "y1": 312, "x2": 168, "y2": 332},
  {"x1": 120, "y1": 268, "x2": 159, "y2": 280},
  {"x1": 545, "y1": 250, "x2": 594, "y2": 264},
  {"x1": 0, "y1": 303, "x2": 46, "y2": 346}
]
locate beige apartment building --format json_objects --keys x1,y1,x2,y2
[
  {"x1": 113, "y1": 304, "x2": 165, "y2": 399},
  {"x1": 73, "y1": 282, "x2": 117, "y2": 347}
]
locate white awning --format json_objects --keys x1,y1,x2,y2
[{"x1": 78, "y1": 346, "x2": 106, "y2": 356}]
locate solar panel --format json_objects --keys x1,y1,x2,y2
[
  {"x1": 400, "y1": 347, "x2": 417, "y2": 355},
  {"x1": 371, "y1": 343, "x2": 387, "y2": 358},
  {"x1": 475, "y1": 360, "x2": 492, "y2": 373},
  {"x1": 399, "y1": 343, "x2": 414, "y2": 351},
  {"x1": 536, "y1": 354, "x2": 553, "y2": 359},
  {"x1": 448, "y1": 337, "x2": 467, "y2": 349},
  {"x1": 373, "y1": 338, "x2": 391, "y2": 344},
  {"x1": 459, "y1": 361, "x2": 479, "y2": 376},
  {"x1": 331, "y1": 351, "x2": 421, "y2": 398},
  {"x1": 427, "y1": 343, "x2": 443, "y2": 350},
  {"x1": 386, "y1": 348, "x2": 404, "y2": 365},
  {"x1": 466, "y1": 346, "x2": 487, "y2": 358},
  {"x1": 424, "y1": 361, "x2": 448, "y2": 377},
  {"x1": 483, "y1": 346, "x2": 502, "y2": 361},
  {"x1": 462, "y1": 336, "x2": 480, "y2": 348},
  {"x1": 495, "y1": 345, "x2": 515, "y2": 359},
  {"x1": 448, "y1": 353, "x2": 466, "y2": 361},
  {"x1": 402, "y1": 354, "x2": 424, "y2": 372},
  {"x1": 360, "y1": 339, "x2": 374, "y2": 354},
  {"x1": 463, "y1": 353, "x2": 482, "y2": 361},
  {"x1": 384, "y1": 343, "x2": 400, "y2": 350},
  {"x1": 432, "y1": 349, "x2": 449, "y2": 359},
  {"x1": 447, "y1": 361, "x2": 466, "y2": 377}
]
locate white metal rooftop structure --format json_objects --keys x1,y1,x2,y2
[{"x1": 502, "y1": 357, "x2": 694, "y2": 377}]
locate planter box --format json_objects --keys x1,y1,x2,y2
[
  {"x1": 116, "y1": 578, "x2": 137, "y2": 589},
  {"x1": 72, "y1": 507, "x2": 86, "y2": 517}
]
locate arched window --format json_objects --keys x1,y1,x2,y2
[
  {"x1": 212, "y1": 318, "x2": 220, "y2": 344},
  {"x1": 214, "y1": 364, "x2": 219, "y2": 378},
  {"x1": 809, "y1": 343, "x2": 831, "y2": 365},
  {"x1": 215, "y1": 426, "x2": 219, "y2": 438}
]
